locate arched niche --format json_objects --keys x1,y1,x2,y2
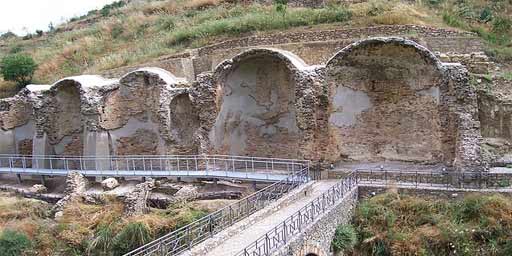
[
  {"x1": 325, "y1": 38, "x2": 449, "y2": 164},
  {"x1": 0, "y1": 91, "x2": 37, "y2": 156},
  {"x1": 169, "y1": 92, "x2": 199, "y2": 154},
  {"x1": 210, "y1": 48, "x2": 306, "y2": 158},
  {"x1": 100, "y1": 68, "x2": 191, "y2": 156},
  {"x1": 48, "y1": 79, "x2": 84, "y2": 156}
]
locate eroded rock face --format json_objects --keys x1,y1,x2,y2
[{"x1": 325, "y1": 38, "x2": 448, "y2": 164}]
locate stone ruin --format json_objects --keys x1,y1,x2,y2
[{"x1": 0, "y1": 37, "x2": 494, "y2": 170}]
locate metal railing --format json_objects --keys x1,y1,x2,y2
[
  {"x1": 356, "y1": 169, "x2": 512, "y2": 189},
  {"x1": 235, "y1": 171, "x2": 359, "y2": 256},
  {"x1": 123, "y1": 167, "x2": 311, "y2": 256},
  {"x1": 0, "y1": 154, "x2": 309, "y2": 180}
]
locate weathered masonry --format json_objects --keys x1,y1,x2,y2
[{"x1": 0, "y1": 37, "x2": 488, "y2": 170}]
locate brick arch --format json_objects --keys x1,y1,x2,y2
[
  {"x1": 298, "y1": 243, "x2": 327, "y2": 256},
  {"x1": 324, "y1": 37, "x2": 454, "y2": 165},
  {"x1": 209, "y1": 48, "x2": 308, "y2": 158}
]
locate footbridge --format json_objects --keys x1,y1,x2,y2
[
  {"x1": 0, "y1": 155, "x2": 309, "y2": 182},
  {"x1": 125, "y1": 167, "x2": 512, "y2": 256}
]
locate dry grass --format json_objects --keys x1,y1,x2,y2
[
  {"x1": 348, "y1": 0, "x2": 436, "y2": 27},
  {"x1": 58, "y1": 198, "x2": 124, "y2": 246},
  {"x1": 353, "y1": 192, "x2": 512, "y2": 255},
  {"x1": 185, "y1": 0, "x2": 225, "y2": 10}
]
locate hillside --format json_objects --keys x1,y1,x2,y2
[{"x1": 0, "y1": 0, "x2": 511, "y2": 95}]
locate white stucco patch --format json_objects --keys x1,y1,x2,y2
[{"x1": 329, "y1": 86, "x2": 372, "y2": 127}]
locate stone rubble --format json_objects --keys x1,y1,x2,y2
[
  {"x1": 51, "y1": 171, "x2": 89, "y2": 217},
  {"x1": 123, "y1": 178, "x2": 156, "y2": 216},
  {"x1": 101, "y1": 177, "x2": 120, "y2": 191}
]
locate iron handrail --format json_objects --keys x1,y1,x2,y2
[
  {"x1": 235, "y1": 171, "x2": 359, "y2": 256},
  {"x1": 356, "y1": 169, "x2": 512, "y2": 189},
  {"x1": 123, "y1": 167, "x2": 311, "y2": 256},
  {"x1": 0, "y1": 155, "x2": 310, "y2": 180}
]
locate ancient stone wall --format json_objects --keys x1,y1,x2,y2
[
  {"x1": 0, "y1": 37, "x2": 486, "y2": 170},
  {"x1": 477, "y1": 77, "x2": 512, "y2": 165},
  {"x1": 325, "y1": 38, "x2": 447, "y2": 164}
]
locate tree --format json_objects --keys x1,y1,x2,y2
[
  {"x1": 0, "y1": 54, "x2": 37, "y2": 88},
  {"x1": 0, "y1": 31, "x2": 17, "y2": 40}
]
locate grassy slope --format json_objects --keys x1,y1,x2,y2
[
  {"x1": 351, "y1": 192, "x2": 512, "y2": 256},
  {"x1": 0, "y1": 0, "x2": 510, "y2": 90}
]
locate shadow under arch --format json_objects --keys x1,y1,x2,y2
[
  {"x1": 324, "y1": 37, "x2": 452, "y2": 164},
  {"x1": 210, "y1": 48, "x2": 308, "y2": 158}
]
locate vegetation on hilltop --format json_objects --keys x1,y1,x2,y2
[
  {"x1": 0, "y1": 0, "x2": 510, "y2": 93},
  {"x1": 339, "y1": 192, "x2": 512, "y2": 255}
]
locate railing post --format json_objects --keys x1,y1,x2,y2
[
  {"x1": 209, "y1": 215, "x2": 213, "y2": 237},
  {"x1": 280, "y1": 221, "x2": 285, "y2": 245},
  {"x1": 265, "y1": 234, "x2": 270, "y2": 256}
]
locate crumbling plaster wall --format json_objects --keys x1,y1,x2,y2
[
  {"x1": 325, "y1": 38, "x2": 447, "y2": 164},
  {"x1": 99, "y1": 68, "x2": 199, "y2": 156},
  {"x1": 0, "y1": 90, "x2": 37, "y2": 155},
  {"x1": 206, "y1": 49, "x2": 318, "y2": 158},
  {"x1": 320, "y1": 38, "x2": 481, "y2": 168},
  {"x1": 477, "y1": 78, "x2": 512, "y2": 166}
]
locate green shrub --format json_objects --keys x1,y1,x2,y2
[
  {"x1": 331, "y1": 224, "x2": 357, "y2": 252},
  {"x1": 479, "y1": 7, "x2": 493, "y2": 22},
  {"x1": 112, "y1": 222, "x2": 152, "y2": 255},
  {"x1": 455, "y1": 195, "x2": 484, "y2": 222},
  {"x1": 503, "y1": 72, "x2": 512, "y2": 81},
  {"x1": 111, "y1": 24, "x2": 124, "y2": 39},
  {"x1": 0, "y1": 230, "x2": 32, "y2": 256},
  {"x1": 157, "y1": 16, "x2": 176, "y2": 31},
  {"x1": 100, "y1": 1, "x2": 126, "y2": 17},
  {"x1": 0, "y1": 54, "x2": 37, "y2": 88},
  {"x1": 443, "y1": 11, "x2": 469, "y2": 30},
  {"x1": 87, "y1": 224, "x2": 115, "y2": 255},
  {"x1": 492, "y1": 16, "x2": 512, "y2": 34},
  {"x1": 501, "y1": 240, "x2": 512, "y2": 256},
  {"x1": 426, "y1": 0, "x2": 444, "y2": 6}
]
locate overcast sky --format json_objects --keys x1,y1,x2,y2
[{"x1": 0, "y1": 0, "x2": 118, "y2": 35}]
